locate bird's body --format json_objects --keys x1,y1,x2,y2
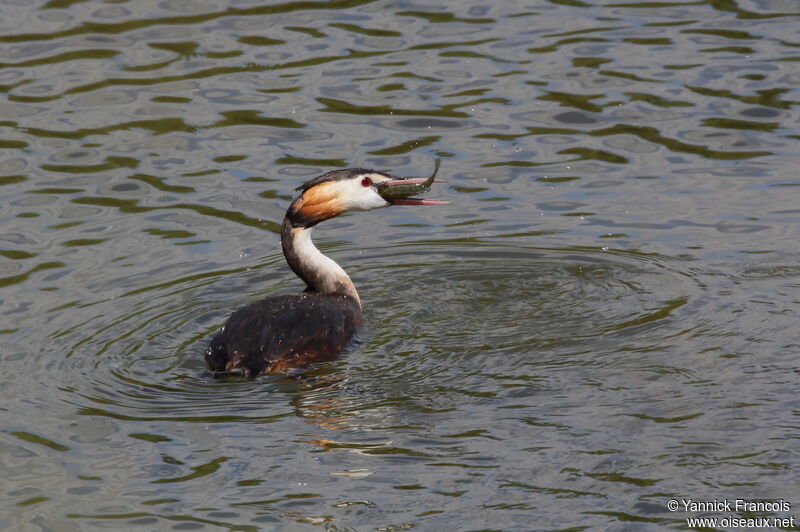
[
  {"x1": 206, "y1": 293, "x2": 362, "y2": 377},
  {"x1": 206, "y1": 167, "x2": 444, "y2": 378}
]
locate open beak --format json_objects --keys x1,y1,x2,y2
[{"x1": 377, "y1": 163, "x2": 448, "y2": 205}]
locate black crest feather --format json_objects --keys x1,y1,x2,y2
[{"x1": 296, "y1": 168, "x2": 392, "y2": 192}]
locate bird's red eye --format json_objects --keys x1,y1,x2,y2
[{"x1": 361, "y1": 177, "x2": 372, "y2": 187}]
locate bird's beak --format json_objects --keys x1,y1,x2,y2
[{"x1": 377, "y1": 172, "x2": 448, "y2": 206}]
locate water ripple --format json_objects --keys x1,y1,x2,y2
[{"x1": 1, "y1": 0, "x2": 799, "y2": 529}]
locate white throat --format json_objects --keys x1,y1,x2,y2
[{"x1": 288, "y1": 226, "x2": 360, "y2": 306}]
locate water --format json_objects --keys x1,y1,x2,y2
[{"x1": 1, "y1": 0, "x2": 799, "y2": 530}]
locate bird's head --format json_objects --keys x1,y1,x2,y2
[{"x1": 286, "y1": 167, "x2": 446, "y2": 228}]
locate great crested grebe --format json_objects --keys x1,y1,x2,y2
[{"x1": 205, "y1": 166, "x2": 445, "y2": 378}]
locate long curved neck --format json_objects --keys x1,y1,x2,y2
[{"x1": 281, "y1": 217, "x2": 360, "y2": 307}]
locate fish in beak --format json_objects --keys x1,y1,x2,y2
[{"x1": 377, "y1": 160, "x2": 448, "y2": 205}]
